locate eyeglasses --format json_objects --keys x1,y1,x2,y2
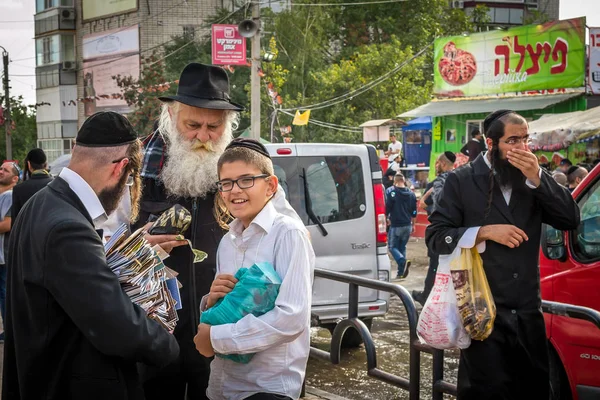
[
  {"x1": 503, "y1": 137, "x2": 531, "y2": 146},
  {"x1": 216, "y1": 174, "x2": 270, "y2": 192},
  {"x1": 112, "y1": 157, "x2": 128, "y2": 164}
]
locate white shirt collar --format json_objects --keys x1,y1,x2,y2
[
  {"x1": 59, "y1": 167, "x2": 108, "y2": 225},
  {"x1": 482, "y1": 151, "x2": 492, "y2": 170},
  {"x1": 229, "y1": 200, "x2": 277, "y2": 236}
]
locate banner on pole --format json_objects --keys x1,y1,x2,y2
[
  {"x1": 212, "y1": 25, "x2": 247, "y2": 66},
  {"x1": 589, "y1": 27, "x2": 600, "y2": 95}
]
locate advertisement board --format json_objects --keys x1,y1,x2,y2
[
  {"x1": 82, "y1": 0, "x2": 137, "y2": 21},
  {"x1": 212, "y1": 24, "x2": 247, "y2": 65},
  {"x1": 590, "y1": 28, "x2": 600, "y2": 95},
  {"x1": 434, "y1": 18, "x2": 586, "y2": 97},
  {"x1": 82, "y1": 26, "x2": 140, "y2": 116}
]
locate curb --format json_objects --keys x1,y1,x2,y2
[{"x1": 305, "y1": 386, "x2": 350, "y2": 400}]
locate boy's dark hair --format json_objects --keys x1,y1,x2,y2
[{"x1": 217, "y1": 147, "x2": 275, "y2": 178}]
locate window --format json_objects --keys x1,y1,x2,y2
[
  {"x1": 38, "y1": 139, "x2": 71, "y2": 164},
  {"x1": 36, "y1": 0, "x2": 73, "y2": 12},
  {"x1": 572, "y1": 179, "x2": 600, "y2": 261},
  {"x1": 466, "y1": 120, "x2": 483, "y2": 140},
  {"x1": 272, "y1": 156, "x2": 366, "y2": 226},
  {"x1": 182, "y1": 25, "x2": 196, "y2": 40},
  {"x1": 36, "y1": 34, "x2": 74, "y2": 66}
]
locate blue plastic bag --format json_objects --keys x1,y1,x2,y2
[{"x1": 200, "y1": 262, "x2": 282, "y2": 363}]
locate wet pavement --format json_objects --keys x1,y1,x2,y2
[
  {"x1": 0, "y1": 239, "x2": 452, "y2": 400},
  {"x1": 306, "y1": 238, "x2": 459, "y2": 400}
]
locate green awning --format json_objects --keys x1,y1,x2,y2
[
  {"x1": 398, "y1": 93, "x2": 583, "y2": 118},
  {"x1": 238, "y1": 129, "x2": 271, "y2": 144}
]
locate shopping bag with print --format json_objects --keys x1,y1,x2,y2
[{"x1": 417, "y1": 246, "x2": 471, "y2": 349}]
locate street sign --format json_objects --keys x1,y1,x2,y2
[{"x1": 211, "y1": 24, "x2": 247, "y2": 66}]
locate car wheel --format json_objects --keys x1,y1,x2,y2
[{"x1": 549, "y1": 345, "x2": 572, "y2": 400}]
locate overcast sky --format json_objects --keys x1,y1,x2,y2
[{"x1": 0, "y1": 0, "x2": 598, "y2": 107}]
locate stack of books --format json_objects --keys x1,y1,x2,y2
[{"x1": 104, "y1": 224, "x2": 181, "y2": 332}]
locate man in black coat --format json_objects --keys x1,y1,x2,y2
[
  {"x1": 135, "y1": 63, "x2": 299, "y2": 399},
  {"x1": 2, "y1": 112, "x2": 179, "y2": 400},
  {"x1": 11, "y1": 148, "x2": 53, "y2": 221},
  {"x1": 426, "y1": 110, "x2": 580, "y2": 400}
]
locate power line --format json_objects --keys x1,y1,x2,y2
[
  {"x1": 289, "y1": 0, "x2": 407, "y2": 5},
  {"x1": 11, "y1": 0, "x2": 189, "y2": 63},
  {"x1": 279, "y1": 110, "x2": 362, "y2": 132},
  {"x1": 0, "y1": 20, "x2": 34, "y2": 23},
  {"x1": 280, "y1": 40, "x2": 432, "y2": 112}
]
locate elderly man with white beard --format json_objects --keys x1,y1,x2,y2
[{"x1": 134, "y1": 63, "x2": 299, "y2": 400}]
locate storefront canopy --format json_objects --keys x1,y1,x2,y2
[
  {"x1": 402, "y1": 116, "x2": 432, "y2": 131},
  {"x1": 528, "y1": 106, "x2": 600, "y2": 151},
  {"x1": 359, "y1": 118, "x2": 404, "y2": 142},
  {"x1": 398, "y1": 93, "x2": 583, "y2": 118}
]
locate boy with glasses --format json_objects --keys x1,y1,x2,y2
[{"x1": 194, "y1": 138, "x2": 315, "y2": 400}]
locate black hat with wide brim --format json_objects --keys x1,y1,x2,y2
[{"x1": 159, "y1": 63, "x2": 244, "y2": 111}]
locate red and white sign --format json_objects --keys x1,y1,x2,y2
[
  {"x1": 211, "y1": 24, "x2": 246, "y2": 65},
  {"x1": 590, "y1": 28, "x2": 600, "y2": 94}
]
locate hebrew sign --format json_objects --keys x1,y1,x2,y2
[{"x1": 434, "y1": 18, "x2": 585, "y2": 97}]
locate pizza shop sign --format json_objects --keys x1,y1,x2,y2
[{"x1": 433, "y1": 17, "x2": 586, "y2": 97}]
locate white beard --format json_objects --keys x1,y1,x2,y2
[{"x1": 160, "y1": 119, "x2": 233, "y2": 199}]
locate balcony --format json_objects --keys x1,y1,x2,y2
[{"x1": 35, "y1": 8, "x2": 76, "y2": 36}]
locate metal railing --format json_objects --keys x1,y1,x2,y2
[{"x1": 309, "y1": 268, "x2": 600, "y2": 400}]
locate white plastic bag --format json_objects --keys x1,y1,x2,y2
[{"x1": 417, "y1": 246, "x2": 471, "y2": 350}]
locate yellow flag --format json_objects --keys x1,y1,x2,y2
[{"x1": 292, "y1": 110, "x2": 311, "y2": 126}]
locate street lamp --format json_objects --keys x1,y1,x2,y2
[{"x1": 0, "y1": 45, "x2": 11, "y2": 161}]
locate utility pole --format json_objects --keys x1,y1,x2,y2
[
  {"x1": 1, "y1": 47, "x2": 11, "y2": 161},
  {"x1": 249, "y1": 1, "x2": 261, "y2": 140}
]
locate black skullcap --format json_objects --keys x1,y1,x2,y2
[
  {"x1": 559, "y1": 158, "x2": 572, "y2": 166},
  {"x1": 566, "y1": 165, "x2": 579, "y2": 176},
  {"x1": 76, "y1": 111, "x2": 137, "y2": 147},
  {"x1": 483, "y1": 109, "x2": 515, "y2": 135},
  {"x1": 443, "y1": 151, "x2": 456, "y2": 164},
  {"x1": 226, "y1": 137, "x2": 271, "y2": 159},
  {"x1": 26, "y1": 148, "x2": 47, "y2": 165}
]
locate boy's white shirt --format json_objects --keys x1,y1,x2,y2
[{"x1": 205, "y1": 189, "x2": 315, "y2": 400}]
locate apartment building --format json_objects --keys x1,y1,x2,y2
[{"x1": 450, "y1": 0, "x2": 560, "y2": 27}]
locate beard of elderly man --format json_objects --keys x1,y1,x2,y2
[{"x1": 158, "y1": 101, "x2": 236, "y2": 199}]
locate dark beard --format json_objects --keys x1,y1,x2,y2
[
  {"x1": 98, "y1": 172, "x2": 128, "y2": 216},
  {"x1": 493, "y1": 150, "x2": 525, "y2": 187}
]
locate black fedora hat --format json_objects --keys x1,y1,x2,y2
[{"x1": 159, "y1": 63, "x2": 244, "y2": 111}]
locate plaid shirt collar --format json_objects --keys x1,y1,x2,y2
[{"x1": 141, "y1": 129, "x2": 166, "y2": 180}]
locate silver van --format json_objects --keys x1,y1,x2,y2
[{"x1": 266, "y1": 143, "x2": 391, "y2": 346}]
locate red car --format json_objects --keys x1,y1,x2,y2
[{"x1": 540, "y1": 163, "x2": 600, "y2": 400}]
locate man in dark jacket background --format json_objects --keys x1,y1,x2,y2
[
  {"x1": 11, "y1": 148, "x2": 53, "y2": 221},
  {"x1": 426, "y1": 110, "x2": 579, "y2": 400},
  {"x1": 3, "y1": 112, "x2": 179, "y2": 400},
  {"x1": 386, "y1": 173, "x2": 416, "y2": 279}
]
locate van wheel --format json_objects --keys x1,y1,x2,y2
[
  {"x1": 549, "y1": 344, "x2": 572, "y2": 400},
  {"x1": 325, "y1": 318, "x2": 373, "y2": 348}
]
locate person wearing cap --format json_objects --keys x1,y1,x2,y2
[
  {"x1": 558, "y1": 158, "x2": 573, "y2": 174},
  {"x1": 193, "y1": 138, "x2": 314, "y2": 400},
  {"x1": 0, "y1": 161, "x2": 19, "y2": 343},
  {"x1": 2, "y1": 112, "x2": 179, "y2": 400},
  {"x1": 11, "y1": 148, "x2": 53, "y2": 222},
  {"x1": 412, "y1": 151, "x2": 456, "y2": 305},
  {"x1": 426, "y1": 110, "x2": 579, "y2": 399},
  {"x1": 566, "y1": 165, "x2": 588, "y2": 193},
  {"x1": 135, "y1": 63, "x2": 299, "y2": 399}
]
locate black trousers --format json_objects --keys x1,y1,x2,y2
[
  {"x1": 457, "y1": 310, "x2": 550, "y2": 400},
  {"x1": 422, "y1": 251, "x2": 438, "y2": 300},
  {"x1": 245, "y1": 394, "x2": 292, "y2": 400},
  {"x1": 142, "y1": 337, "x2": 211, "y2": 400}
]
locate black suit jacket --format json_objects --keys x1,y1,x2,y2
[
  {"x1": 3, "y1": 177, "x2": 179, "y2": 400},
  {"x1": 11, "y1": 172, "x2": 53, "y2": 222},
  {"x1": 426, "y1": 154, "x2": 580, "y2": 313}
]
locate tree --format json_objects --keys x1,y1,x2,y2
[
  {"x1": 286, "y1": 37, "x2": 431, "y2": 143},
  {"x1": 113, "y1": 52, "x2": 175, "y2": 137},
  {"x1": 0, "y1": 95, "x2": 37, "y2": 164}
]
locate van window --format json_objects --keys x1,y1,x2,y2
[
  {"x1": 271, "y1": 156, "x2": 367, "y2": 226},
  {"x1": 572, "y1": 178, "x2": 600, "y2": 261},
  {"x1": 300, "y1": 156, "x2": 366, "y2": 225}
]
